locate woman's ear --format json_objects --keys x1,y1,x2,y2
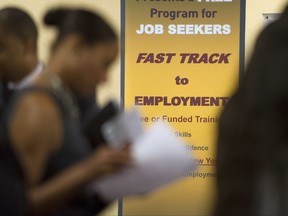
[
  {"x1": 70, "y1": 34, "x2": 90, "y2": 62},
  {"x1": 62, "y1": 34, "x2": 90, "y2": 68}
]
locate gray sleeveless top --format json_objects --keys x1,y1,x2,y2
[
  {"x1": 0, "y1": 83, "x2": 28, "y2": 215},
  {"x1": 6, "y1": 86, "x2": 107, "y2": 216},
  {"x1": 7, "y1": 86, "x2": 92, "y2": 178}
]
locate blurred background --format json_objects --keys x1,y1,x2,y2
[{"x1": 0, "y1": 0, "x2": 286, "y2": 215}]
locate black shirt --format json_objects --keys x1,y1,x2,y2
[{"x1": 0, "y1": 81, "x2": 28, "y2": 216}]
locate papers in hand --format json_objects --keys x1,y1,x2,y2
[
  {"x1": 101, "y1": 108, "x2": 143, "y2": 148},
  {"x1": 93, "y1": 109, "x2": 196, "y2": 201}
]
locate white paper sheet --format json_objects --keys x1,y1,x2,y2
[
  {"x1": 101, "y1": 108, "x2": 143, "y2": 149},
  {"x1": 92, "y1": 122, "x2": 196, "y2": 201}
]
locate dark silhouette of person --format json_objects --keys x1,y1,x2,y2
[{"x1": 215, "y1": 5, "x2": 288, "y2": 216}]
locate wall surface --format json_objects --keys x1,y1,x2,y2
[
  {"x1": 245, "y1": 0, "x2": 287, "y2": 62},
  {"x1": 0, "y1": 0, "x2": 287, "y2": 215}
]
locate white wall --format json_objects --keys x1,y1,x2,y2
[{"x1": 245, "y1": 0, "x2": 287, "y2": 62}]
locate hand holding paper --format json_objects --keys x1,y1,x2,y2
[{"x1": 92, "y1": 108, "x2": 196, "y2": 201}]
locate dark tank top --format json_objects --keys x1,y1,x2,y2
[
  {"x1": 6, "y1": 87, "x2": 106, "y2": 216},
  {"x1": 0, "y1": 131, "x2": 28, "y2": 216},
  {"x1": 0, "y1": 84, "x2": 28, "y2": 215}
]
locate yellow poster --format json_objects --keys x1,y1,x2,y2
[{"x1": 121, "y1": 0, "x2": 245, "y2": 215}]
